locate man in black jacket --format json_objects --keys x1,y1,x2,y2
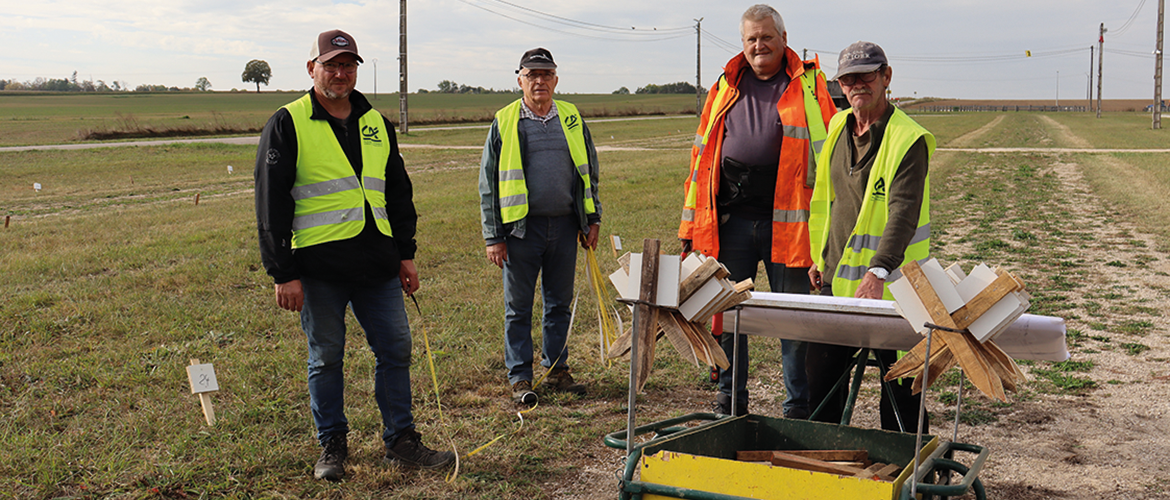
[{"x1": 254, "y1": 29, "x2": 452, "y2": 481}]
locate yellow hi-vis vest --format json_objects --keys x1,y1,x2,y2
[
  {"x1": 495, "y1": 99, "x2": 596, "y2": 224},
  {"x1": 284, "y1": 93, "x2": 393, "y2": 249},
  {"x1": 809, "y1": 106, "x2": 936, "y2": 299}
]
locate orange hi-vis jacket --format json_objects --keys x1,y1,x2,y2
[{"x1": 678, "y1": 48, "x2": 838, "y2": 266}]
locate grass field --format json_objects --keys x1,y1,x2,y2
[
  {"x1": 3, "y1": 95, "x2": 1170, "y2": 498},
  {"x1": 0, "y1": 92, "x2": 696, "y2": 147}
]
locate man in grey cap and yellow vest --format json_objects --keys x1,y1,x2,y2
[
  {"x1": 479, "y1": 48, "x2": 602, "y2": 405},
  {"x1": 806, "y1": 41, "x2": 935, "y2": 431},
  {"x1": 255, "y1": 29, "x2": 453, "y2": 481},
  {"x1": 678, "y1": 4, "x2": 838, "y2": 418}
]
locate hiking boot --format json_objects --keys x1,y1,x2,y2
[
  {"x1": 313, "y1": 433, "x2": 347, "y2": 481},
  {"x1": 545, "y1": 367, "x2": 587, "y2": 396},
  {"x1": 512, "y1": 380, "x2": 538, "y2": 405},
  {"x1": 784, "y1": 407, "x2": 810, "y2": 420},
  {"x1": 384, "y1": 429, "x2": 455, "y2": 470},
  {"x1": 714, "y1": 393, "x2": 748, "y2": 416}
]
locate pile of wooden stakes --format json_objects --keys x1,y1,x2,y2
[
  {"x1": 885, "y1": 259, "x2": 1030, "y2": 401},
  {"x1": 736, "y1": 449, "x2": 902, "y2": 482},
  {"x1": 606, "y1": 239, "x2": 753, "y2": 392}
]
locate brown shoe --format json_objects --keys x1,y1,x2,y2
[
  {"x1": 512, "y1": 380, "x2": 538, "y2": 405},
  {"x1": 313, "y1": 433, "x2": 347, "y2": 481},
  {"x1": 545, "y1": 367, "x2": 587, "y2": 396},
  {"x1": 384, "y1": 429, "x2": 455, "y2": 470}
]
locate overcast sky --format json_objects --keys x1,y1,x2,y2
[{"x1": 4, "y1": 0, "x2": 1165, "y2": 100}]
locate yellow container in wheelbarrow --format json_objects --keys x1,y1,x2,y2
[{"x1": 605, "y1": 413, "x2": 987, "y2": 500}]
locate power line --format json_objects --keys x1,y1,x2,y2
[
  {"x1": 483, "y1": 0, "x2": 691, "y2": 33},
  {"x1": 1111, "y1": 0, "x2": 1149, "y2": 37},
  {"x1": 699, "y1": 28, "x2": 740, "y2": 54}
]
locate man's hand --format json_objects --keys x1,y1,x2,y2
[
  {"x1": 275, "y1": 279, "x2": 304, "y2": 312},
  {"x1": 580, "y1": 223, "x2": 600, "y2": 250},
  {"x1": 399, "y1": 259, "x2": 421, "y2": 296},
  {"x1": 486, "y1": 242, "x2": 507, "y2": 269},
  {"x1": 680, "y1": 239, "x2": 693, "y2": 254},
  {"x1": 808, "y1": 264, "x2": 822, "y2": 292},
  {"x1": 854, "y1": 272, "x2": 884, "y2": 299}
]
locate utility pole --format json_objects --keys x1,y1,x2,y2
[
  {"x1": 695, "y1": 17, "x2": 703, "y2": 116},
  {"x1": 372, "y1": 58, "x2": 378, "y2": 100},
  {"x1": 1088, "y1": 46, "x2": 1094, "y2": 111},
  {"x1": 1154, "y1": 0, "x2": 1165, "y2": 129},
  {"x1": 1056, "y1": 71, "x2": 1060, "y2": 108},
  {"x1": 1097, "y1": 23, "x2": 1106, "y2": 118},
  {"x1": 399, "y1": 0, "x2": 409, "y2": 134}
]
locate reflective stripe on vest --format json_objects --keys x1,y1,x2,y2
[
  {"x1": 809, "y1": 106, "x2": 936, "y2": 300},
  {"x1": 495, "y1": 99, "x2": 595, "y2": 224},
  {"x1": 283, "y1": 93, "x2": 393, "y2": 249}
]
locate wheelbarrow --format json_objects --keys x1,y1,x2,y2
[{"x1": 603, "y1": 412, "x2": 987, "y2": 500}]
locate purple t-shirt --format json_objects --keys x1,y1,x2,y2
[{"x1": 717, "y1": 68, "x2": 791, "y2": 218}]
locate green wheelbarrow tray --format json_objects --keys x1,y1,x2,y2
[{"x1": 604, "y1": 412, "x2": 987, "y2": 500}]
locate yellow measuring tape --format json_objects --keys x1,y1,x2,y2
[{"x1": 583, "y1": 246, "x2": 620, "y2": 365}]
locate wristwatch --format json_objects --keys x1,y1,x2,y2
[{"x1": 867, "y1": 267, "x2": 890, "y2": 280}]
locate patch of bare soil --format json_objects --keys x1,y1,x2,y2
[{"x1": 556, "y1": 122, "x2": 1170, "y2": 499}]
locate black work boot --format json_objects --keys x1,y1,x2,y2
[
  {"x1": 313, "y1": 433, "x2": 348, "y2": 481},
  {"x1": 384, "y1": 429, "x2": 455, "y2": 470},
  {"x1": 545, "y1": 367, "x2": 587, "y2": 396},
  {"x1": 512, "y1": 380, "x2": 538, "y2": 405},
  {"x1": 714, "y1": 393, "x2": 748, "y2": 416}
]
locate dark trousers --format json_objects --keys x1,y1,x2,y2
[
  {"x1": 716, "y1": 214, "x2": 809, "y2": 415},
  {"x1": 806, "y1": 286, "x2": 926, "y2": 432}
]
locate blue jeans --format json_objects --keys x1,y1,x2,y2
[
  {"x1": 716, "y1": 214, "x2": 810, "y2": 416},
  {"x1": 503, "y1": 215, "x2": 578, "y2": 385},
  {"x1": 301, "y1": 276, "x2": 414, "y2": 446}
]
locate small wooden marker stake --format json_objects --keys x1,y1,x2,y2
[
  {"x1": 609, "y1": 235, "x2": 622, "y2": 258},
  {"x1": 194, "y1": 193, "x2": 201, "y2": 206},
  {"x1": 187, "y1": 359, "x2": 219, "y2": 425},
  {"x1": 4, "y1": 216, "x2": 9, "y2": 229}
]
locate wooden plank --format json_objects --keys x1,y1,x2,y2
[
  {"x1": 950, "y1": 270, "x2": 1022, "y2": 330},
  {"x1": 677, "y1": 258, "x2": 722, "y2": 303},
  {"x1": 633, "y1": 239, "x2": 661, "y2": 393},
  {"x1": 901, "y1": 261, "x2": 1005, "y2": 401},
  {"x1": 783, "y1": 450, "x2": 869, "y2": 462},
  {"x1": 770, "y1": 451, "x2": 866, "y2": 476},
  {"x1": 736, "y1": 450, "x2": 776, "y2": 462},
  {"x1": 853, "y1": 462, "x2": 886, "y2": 479},
  {"x1": 617, "y1": 251, "x2": 631, "y2": 274},
  {"x1": 658, "y1": 311, "x2": 698, "y2": 366},
  {"x1": 876, "y1": 463, "x2": 903, "y2": 481},
  {"x1": 606, "y1": 327, "x2": 633, "y2": 359}
]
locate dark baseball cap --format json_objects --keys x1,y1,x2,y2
[
  {"x1": 516, "y1": 48, "x2": 557, "y2": 74},
  {"x1": 833, "y1": 41, "x2": 887, "y2": 80},
  {"x1": 310, "y1": 29, "x2": 363, "y2": 63}
]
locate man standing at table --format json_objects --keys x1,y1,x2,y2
[
  {"x1": 678, "y1": 4, "x2": 837, "y2": 417},
  {"x1": 807, "y1": 41, "x2": 935, "y2": 431}
]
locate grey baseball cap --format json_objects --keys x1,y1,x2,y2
[
  {"x1": 310, "y1": 29, "x2": 363, "y2": 63},
  {"x1": 833, "y1": 41, "x2": 887, "y2": 80}
]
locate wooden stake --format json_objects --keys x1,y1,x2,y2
[
  {"x1": 4, "y1": 216, "x2": 9, "y2": 229},
  {"x1": 188, "y1": 358, "x2": 217, "y2": 426},
  {"x1": 194, "y1": 193, "x2": 201, "y2": 206},
  {"x1": 633, "y1": 239, "x2": 660, "y2": 392}
]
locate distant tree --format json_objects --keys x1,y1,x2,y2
[
  {"x1": 242, "y1": 60, "x2": 272, "y2": 92},
  {"x1": 195, "y1": 77, "x2": 212, "y2": 91},
  {"x1": 612, "y1": 86, "x2": 630, "y2": 95},
  {"x1": 635, "y1": 81, "x2": 699, "y2": 94},
  {"x1": 437, "y1": 80, "x2": 458, "y2": 93}
]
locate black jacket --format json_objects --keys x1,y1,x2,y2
[{"x1": 254, "y1": 89, "x2": 417, "y2": 284}]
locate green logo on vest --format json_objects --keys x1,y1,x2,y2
[
  {"x1": 565, "y1": 114, "x2": 580, "y2": 131},
  {"x1": 871, "y1": 177, "x2": 887, "y2": 200},
  {"x1": 362, "y1": 125, "x2": 382, "y2": 144}
]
